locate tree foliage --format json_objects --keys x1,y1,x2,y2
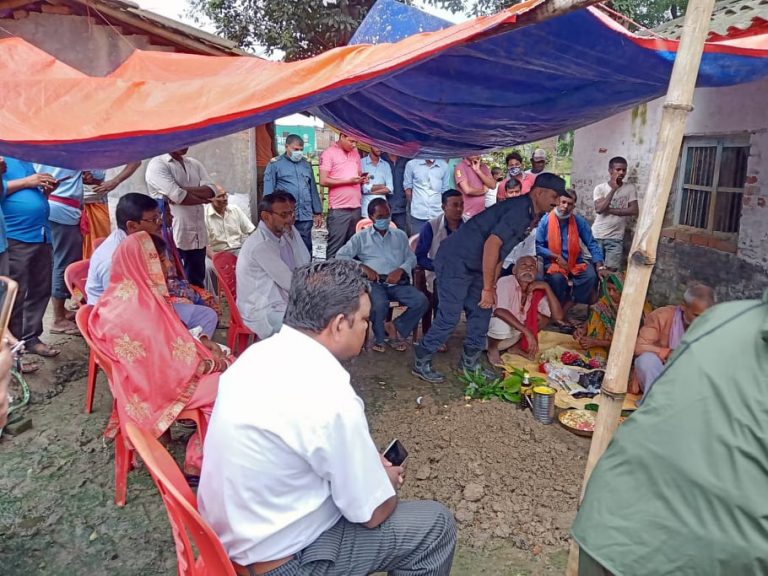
[{"x1": 185, "y1": 0, "x2": 688, "y2": 61}]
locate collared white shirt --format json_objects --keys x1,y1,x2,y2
[
  {"x1": 205, "y1": 204, "x2": 255, "y2": 252},
  {"x1": 198, "y1": 326, "x2": 395, "y2": 564},
  {"x1": 235, "y1": 222, "x2": 310, "y2": 339},
  {"x1": 403, "y1": 159, "x2": 450, "y2": 220},
  {"x1": 145, "y1": 154, "x2": 216, "y2": 250},
  {"x1": 85, "y1": 228, "x2": 127, "y2": 304}
]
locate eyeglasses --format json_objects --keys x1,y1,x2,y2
[
  {"x1": 268, "y1": 209, "x2": 295, "y2": 219},
  {"x1": 140, "y1": 216, "x2": 163, "y2": 224}
]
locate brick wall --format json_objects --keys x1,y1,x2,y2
[{"x1": 573, "y1": 79, "x2": 768, "y2": 303}]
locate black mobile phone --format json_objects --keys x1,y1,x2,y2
[
  {"x1": 56, "y1": 175, "x2": 74, "y2": 183},
  {"x1": 382, "y1": 439, "x2": 408, "y2": 466}
]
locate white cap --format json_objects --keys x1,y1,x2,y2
[{"x1": 532, "y1": 148, "x2": 547, "y2": 160}]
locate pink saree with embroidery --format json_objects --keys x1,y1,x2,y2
[{"x1": 88, "y1": 232, "x2": 219, "y2": 474}]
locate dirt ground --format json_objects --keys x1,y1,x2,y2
[{"x1": 0, "y1": 308, "x2": 588, "y2": 575}]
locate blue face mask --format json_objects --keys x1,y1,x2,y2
[
  {"x1": 373, "y1": 218, "x2": 391, "y2": 231},
  {"x1": 289, "y1": 150, "x2": 303, "y2": 162}
]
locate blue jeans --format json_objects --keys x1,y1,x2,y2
[
  {"x1": 544, "y1": 264, "x2": 598, "y2": 305},
  {"x1": 420, "y1": 257, "x2": 492, "y2": 354},
  {"x1": 369, "y1": 282, "x2": 429, "y2": 344},
  {"x1": 294, "y1": 220, "x2": 314, "y2": 256},
  {"x1": 597, "y1": 238, "x2": 624, "y2": 270}
]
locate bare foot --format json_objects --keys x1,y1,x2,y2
[
  {"x1": 384, "y1": 321, "x2": 398, "y2": 341},
  {"x1": 487, "y1": 349, "x2": 502, "y2": 366},
  {"x1": 50, "y1": 320, "x2": 80, "y2": 335}
]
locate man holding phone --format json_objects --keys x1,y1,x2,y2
[
  {"x1": 199, "y1": 260, "x2": 456, "y2": 576},
  {"x1": 592, "y1": 156, "x2": 638, "y2": 271}
]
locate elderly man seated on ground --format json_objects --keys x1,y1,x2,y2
[
  {"x1": 86, "y1": 193, "x2": 162, "y2": 304},
  {"x1": 204, "y1": 189, "x2": 255, "y2": 293},
  {"x1": 634, "y1": 283, "x2": 715, "y2": 402},
  {"x1": 536, "y1": 185, "x2": 605, "y2": 311},
  {"x1": 337, "y1": 198, "x2": 429, "y2": 353},
  {"x1": 236, "y1": 191, "x2": 310, "y2": 340},
  {"x1": 487, "y1": 255, "x2": 566, "y2": 365}
]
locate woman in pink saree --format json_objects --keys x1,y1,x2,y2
[{"x1": 89, "y1": 232, "x2": 227, "y2": 475}]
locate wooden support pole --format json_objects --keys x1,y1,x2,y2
[{"x1": 565, "y1": 0, "x2": 717, "y2": 573}]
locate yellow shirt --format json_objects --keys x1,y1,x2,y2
[{"x1": 205, "y1": 204, "x2": 255, "y2": 252}]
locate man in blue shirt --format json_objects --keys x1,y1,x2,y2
[
  {"x1": 535, "y1": 189, "x2": 605, "y2": 309},
  {"x1": 263, "y1": 134, "x2": 323, "y2": 255},
  {"x1": 337, "y1": 198, "x2": 428, "y2": 353},
  {"x1": 34, "y1": 164, "x2": 106, "y2": 335},
  {"x1": 383, "y1": 154, "x2": 410, "y2": 234},
  {"x1": 412, "y1": 173, "x2": 568, "y2": 383},
  {"x1": 2, "y1": 158, "x2": 60, "y2": 357},
  {"x1": 360, "y1": 146, "x2": 393, "y2": 220}
]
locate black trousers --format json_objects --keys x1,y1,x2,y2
[
  {"x1": 177, "y1": 247, "x2": 207, "y2": 288},
  {"x1": 7, "y1": 240, "x2": 53, "y2": 346}
]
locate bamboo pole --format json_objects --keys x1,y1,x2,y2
[{"x1": 565, "y1": 0, "x2": 717, "y2": 573}]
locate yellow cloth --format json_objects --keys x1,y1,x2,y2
[
  {"x1": 82, "y1": 203, "x2": 111, "y2": 259},
  {"x1": 500, "y1": 331, "x2": 583, "y2": 379}
]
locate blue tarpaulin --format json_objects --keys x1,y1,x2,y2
[
  {"x1": 0, "y1": 0, "x2": 766, "y2": 167},
  {"x1": 312, "y1": 0, "x2": 768, "y2": 157}
]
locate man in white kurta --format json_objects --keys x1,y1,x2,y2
[{"x1": 235, "y1": 192, "x2": 310, "y2": 339}]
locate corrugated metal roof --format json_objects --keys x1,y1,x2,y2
[
  {"x1": 94, "y1": 0, "x2": 250, "y2": 55},
  {"x1": 648, "y1": 0, "x2": 768, "y2": 40}
]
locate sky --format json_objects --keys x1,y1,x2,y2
[{"x1": 136, "y1": 0, "x2": 464, "y2": 37}]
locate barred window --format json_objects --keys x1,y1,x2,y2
[{"x1": 676, "y1": 136, "x2": 750, "y2": 234}]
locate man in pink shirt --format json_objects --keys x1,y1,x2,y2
[
  {"x1": 454, "y1": 156, "x2": 496, "y2": 219},
  {"x1": 319, "y1": 134, "x2": 367, "y2": 259}
]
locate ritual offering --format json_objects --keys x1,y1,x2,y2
[{"x1": 559, "y1": 409, "x2": 626, "y2": 437}]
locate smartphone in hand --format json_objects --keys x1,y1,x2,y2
[{"x1": 382, "y1": 439, "x2": 408, "y2": 466}]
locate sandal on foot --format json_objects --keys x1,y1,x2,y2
[
  {"x1": 50, "y1": 323, "x2": 81, "y2": 336},
  {"x1": 371, "y1": 342, "x2": 387, "y2": 353},
  {"x1": 387, "y1": 339, "x2": 408, "y2": 352},
  {"x1": 20, "y1": 361, "x2": 41, "y2": 374},
  {"x1": 27, "y1": 342, "x2": 61, "y2": 358}
]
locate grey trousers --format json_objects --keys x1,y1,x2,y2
[
  {"x1": 261, "y1": 501, "x2": 456, "y2": 576},
  {"x1": 635, "y1": 352, "x2": 665, "y2": 404},
  {"x1": 325, "y1": 208, "x2": 360, "y2": 260},
  {"x1": 7, "y1": 240, "x2": 53, "y2": 346}
]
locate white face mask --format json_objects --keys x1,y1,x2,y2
[
  {"x1": 554, "y1": 207, "x2": 571, "y2": 219},
  {"x1": 289, "y1": 150, "x2": 304, "y2": 162}
]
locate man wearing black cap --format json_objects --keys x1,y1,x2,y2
[{"x1": 412, "y1": 174, "x2": 568, "y2": 383}]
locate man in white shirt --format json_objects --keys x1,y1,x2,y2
[
  {"x1": 198, "y1": 259, "x2": 456, "y2": 576},
  {"x1": 85, "y1": 193, "x2": 161, "y2": 304},
  {"x1": 403, "y1": 158, "x2": 450, "y2": 233},
  {"x1": 145, "y1": 148, "x2": 219, "y2": 288},
  {"x1": 235, "y1": 191, "x2": 310, "y2": 340},
  {"x1": 591, "y1": 156, "x2": 639, "y2": 270}
]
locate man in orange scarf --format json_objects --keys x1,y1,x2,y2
[{"x1": 535, "y1": 188, "x2": 605, "y2": 309}]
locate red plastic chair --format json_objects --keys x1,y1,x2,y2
[
  {"x1": 64, "y1": 258, "x2": 90, "y2": 308},
  {"x1": 125, "y1": 422, "x2": 236, "y2": 576},
  {"x1": 78, "y1": 305, "x2": 208, "y2": 506},
  {"x1": 74, "y1": 303, "x2": 103, "y2": 414},
  {"x1": 212, "y1": 251, "x2": 257, "y2": 356}
]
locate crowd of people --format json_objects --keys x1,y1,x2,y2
[{"x1": 0, "y1": 132, "x2": 721, "y2": 575}]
